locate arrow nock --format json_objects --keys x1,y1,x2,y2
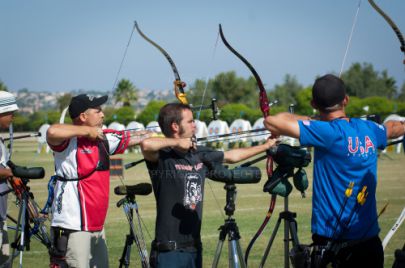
[
  {"x1": 345, "y1": 181, "x2": 355, "y2": 198},
  {"x1": 357, "y1": 186, "x2": 368, "y2": 206}
]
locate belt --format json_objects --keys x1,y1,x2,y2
[
  {"x1": 313, "y1": 234, "x2": 378, "y2": 252},
  {"x1": 336, "y1": 236, "x2": 377, "y2": 250},
  {"x1": 151, "y1": 240, "x2": 201, "y2": 252}
]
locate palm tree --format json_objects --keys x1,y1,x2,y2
[{"x1": 114, "y1": 79, "x2": 138, "y2": 107}]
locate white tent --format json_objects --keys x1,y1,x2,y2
[
  {"x1": 126, "y1": 121, "x2": 145, "y2": 131},
  {"x1": 108, "y1": 122, "x2": 126, "y2": 131},
  {"x1": 195, "y1": 120, "x2": 208, "y2": 139},
  {"x1": 37, "y1": 124, "x2": 50, "y2": 154},
  {"x1": 251, "y1": 118, "x2": 270, "y2": 142},
  {"x1": 126, "y1": 121, "x2": 145, "y2": 154},
  {"x1": 146, "y1": 121, "x2": 162, "y2": 133}
]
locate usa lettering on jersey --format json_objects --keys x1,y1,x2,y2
[{"x1": 348, "y1": 136, "x2": 375, "y2": 155}]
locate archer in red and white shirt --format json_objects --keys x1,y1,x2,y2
[
  {"x1": 49, "y1": 129, "x2": 129, "y2": 231},
  {"x1": 47, "y1": 94, "x2": 150, "y2": 268}
]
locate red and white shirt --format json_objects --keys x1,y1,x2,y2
[{"x1": 48, "y1": 129, "x2": 130, "y2": 231}]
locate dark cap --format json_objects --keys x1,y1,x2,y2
[
  {"x1": 68, "y1": 94, "x2": 108, "y2": 119},
  {"x1": 312, "y1": 74, "x2": 346, "y2": 110}
]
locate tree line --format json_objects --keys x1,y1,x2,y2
[{"x1": 1, "y1": 62, "x2": 405, "y2": 132}]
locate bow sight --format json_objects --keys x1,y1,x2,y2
[{"x1": 191, "y1": 98, "x2": 219, "y2": 120}]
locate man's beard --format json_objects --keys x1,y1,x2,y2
[
  {"x1": 179, "y1": 125, "x2": 186, "y2": 136},
  {"x1": 178, "y1": 125, "x2": 194, "y2": 137}
]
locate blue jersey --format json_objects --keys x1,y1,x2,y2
[{"x1": 298, "y1": 118, "x2": 387, "y2": 239}]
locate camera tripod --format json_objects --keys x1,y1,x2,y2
[
  {"x1": 117, "y1": 193, "x2": 149, "y2": 268},
  {"x1": 259, "y1": 195, "x2": 309, "y2": 268},
  {"x1": 2, "y1": 178, "x2": 51, "y2": 268},
  {"x1": 212, "y1": 183, "x2": 246, "y2": 268}
]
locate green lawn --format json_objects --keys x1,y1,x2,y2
[{"x1": 5, "y1": 138, "x2": 405, "y2": 267}]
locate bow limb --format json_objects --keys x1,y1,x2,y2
[
  {"x1": 59, "y1": 107, "x2": 69, "y2": 124},
  {"x1": 134, "y1": 21, "x2": 188, "y2": 104},
  {"x1": 368, "y1": 0, "x2": 405, "y2": 64},
  {"x1": 218, "y1": 25, "x2": 270, "y2": 117},
  {"x1": 218, "y1": 24, "x2": 275, "y2": 264}
]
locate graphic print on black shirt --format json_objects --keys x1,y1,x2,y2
[
  {"x1": 146, "y1": 146, "x2": 224, "y2": 243},
  {"x1": 184, "y1": 173, "x2": 202, "y2": 210}
]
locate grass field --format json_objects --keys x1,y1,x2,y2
[{"x1": 5, "y1": 138, "x2": 405, "y2": 267}]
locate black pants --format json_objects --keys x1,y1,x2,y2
[
  {"x1": 312, "y1": 234, "x2": 384, "y2": 268},
  {"x1": 150, "y1": 248, "x2": 202, "y2": 268}
]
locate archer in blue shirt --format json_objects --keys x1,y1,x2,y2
[{"x1": 264, "y1": 74, "x2": 405, "y2": 268}]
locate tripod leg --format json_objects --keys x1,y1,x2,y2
[
  {"x1": 259, "y1": 216, "x2": 282, "y2": 268},
  {"x1": 118, "y1": 234, "x2": 132, "y2": 268},
  {"x1": 288, "y1": 220, "x2": 311, "y2": 268},
  {"x1": 212, "y1": 224, "x2": 227, "y2": 268},
  {"x1": 120, "y1": 203, "x2": 135, "y2": 268},
  {"x1": 133, "y1": 206, "x2": 149, "y2": 267},
  {"x1": 19, "y1": 196, "x2": 30, "y2": 268},
  {"x1": 228, "y1": 239, "x2": 246, "y2": 268},
  {"x1": 284, "y1": 215, "x2": 290, "y2": 268},
  {"x1": 122, "y1": 201, "x2": 149, "y2": 268},
  {"x1": 289, "y1": 220, "x2": 300, "y2": 247},
  {"x1": 9, "y1": 195, "x2": 28, "y2": 268},
  {"x1": 8, "y1": 201, "x2": 22, "y2": 268},
  {"x1": 235, "y1": 242, "x2": 246, "y2": 268},
  {"x1": 225, "y1": 219, "x2": 245, "y2": 268},
  {"x1": 212, "y1": 240, "x2": 224, "y2": 268}
]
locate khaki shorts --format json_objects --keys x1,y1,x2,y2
[{"x1": 65, "y1": 228, "x2": 108, "y2": 268}]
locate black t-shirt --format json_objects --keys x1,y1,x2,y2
[{"x1": 146, "y1": 146, "x2": 224, "y2": 244}]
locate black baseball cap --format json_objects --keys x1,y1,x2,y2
[
  {"x1": 312, "y1": 74, "x2": 346, "y2": 110},
  {"x1": 68, "y1": 94, "x2": 108, "y2": 119}
]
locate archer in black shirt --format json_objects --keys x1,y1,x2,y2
[{"x1": 141, "y1": 103, "x2": 276, "y2": 268}]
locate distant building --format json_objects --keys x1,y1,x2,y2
[{"x1": 13, "y1": 88, "x2": 173, "y2": 113}]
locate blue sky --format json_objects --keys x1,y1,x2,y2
[{"x1": 1, "y1": 0, "x2": 404, "y2": 93}]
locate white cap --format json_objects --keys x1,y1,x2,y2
[{"x1": 0, "y1": 91, "x2": 19, "y2": 114}]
